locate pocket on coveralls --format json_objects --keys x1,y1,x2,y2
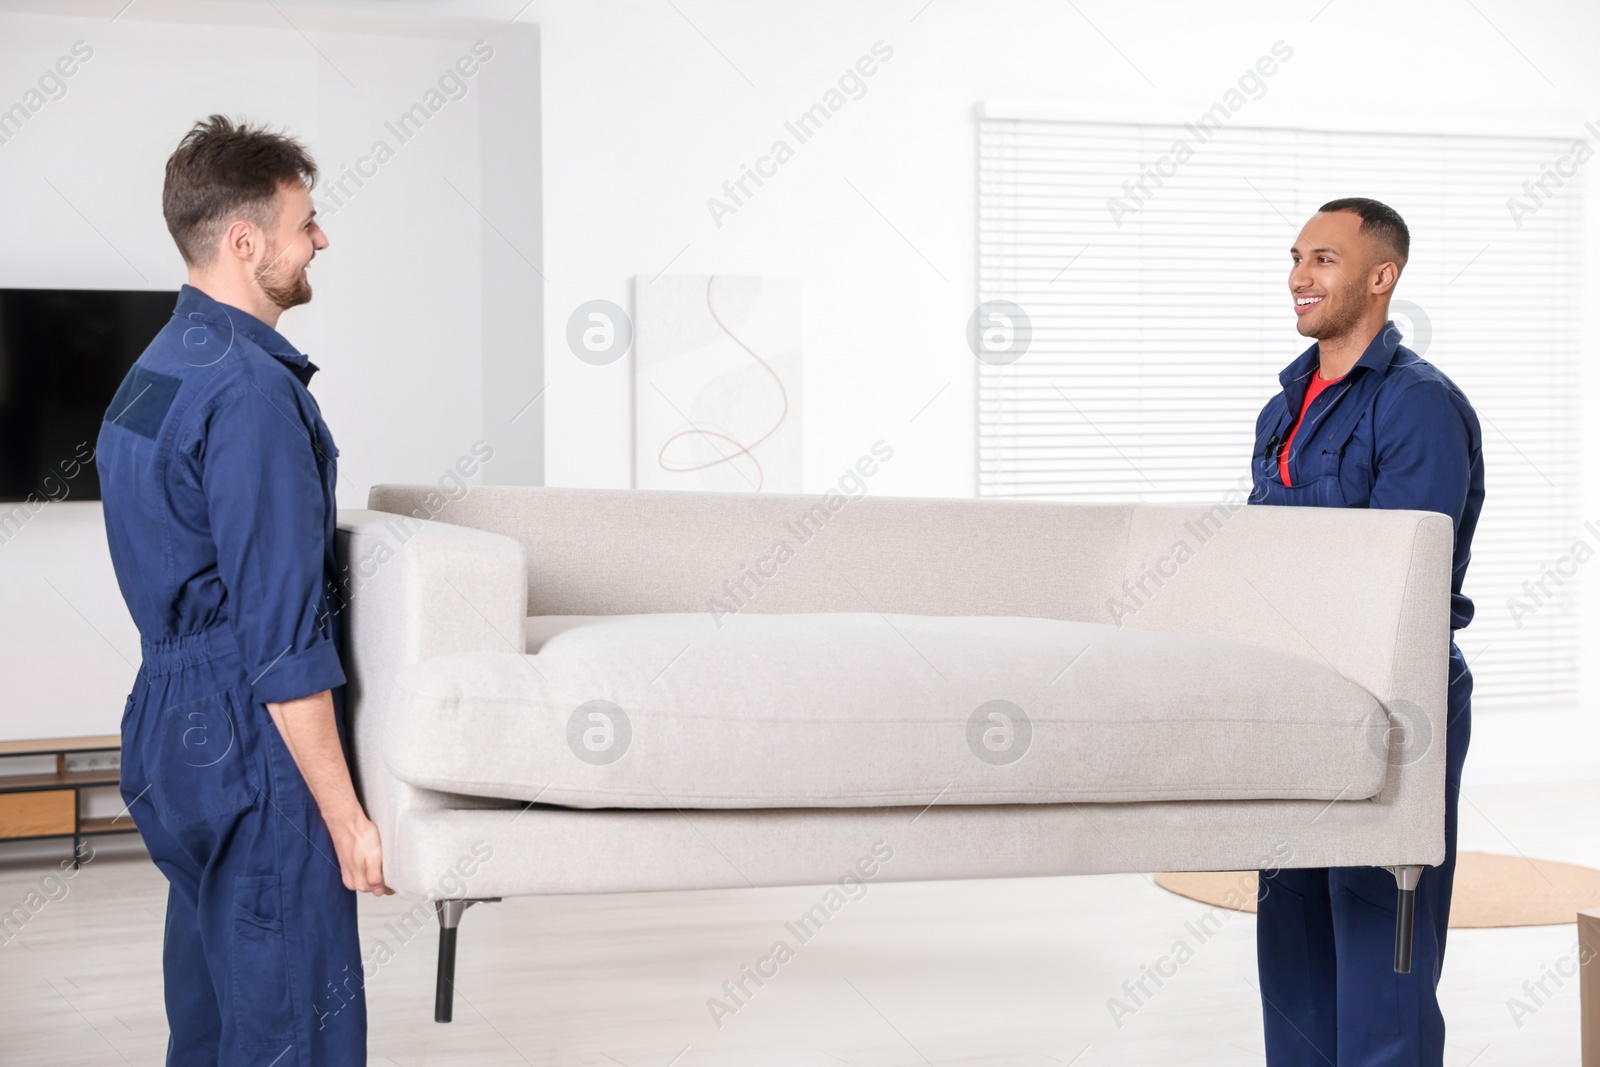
[
  {"x1": 155, "y1": 686, "x2": 261, "y2": 826},
  {"x1": 231, "y1": 874, "x2": 297, "y2": 1049},
  {"x1": 1319, "y1": 420, "x2": 1373, "y2": 508}
]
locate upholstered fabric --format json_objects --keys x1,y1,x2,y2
[
  {"x1": 341, "y1": 488, "x2": 1453, "y2": 898},
  {"x1": 388, "y1": 799, "x2": 1417, "y2": 899},
  {"x1": 382, "y1": 612, "x2": 1389, "y2": 808}
]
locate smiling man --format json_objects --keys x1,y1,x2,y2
[
  {"x1": 1248, "y1": 198, "x2": 1484, "y2": 1065},
  {"x1": 97, "y1": 116, "x2": 389, "y2": 1065}
]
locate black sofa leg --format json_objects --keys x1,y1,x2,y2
[
  {"x1": 434, "y1": 898, "x2": 499, "y2": 1023},
  {"x1": 1388, "y1": 866, "x2": 1423, "y2": 973}
]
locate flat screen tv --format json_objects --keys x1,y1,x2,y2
[{"x1": 0, "y1": 288, "x2": 177, "y2": 502}]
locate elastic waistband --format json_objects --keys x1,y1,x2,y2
[{"x1": 140, "y1": 625, "x2": 240, "y2": 676}]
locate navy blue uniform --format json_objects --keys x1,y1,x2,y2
[
  {"x1": 1249, "y1": 321, "x2": 1483, "y2": 1065},
  {"x1": 97, "y1": 284, "x2": 365, "y2": 1065}
]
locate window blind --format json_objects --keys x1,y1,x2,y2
[{"x1": 976, "y1": 110, "x2": 1581, "y2": 713}]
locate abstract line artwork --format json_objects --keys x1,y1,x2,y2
[{"x1": 634, "y1": 274, "x2": 801, "y2": 492}]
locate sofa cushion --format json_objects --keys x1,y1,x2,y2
[{"x1": 383, "y1": 612, "x2": 1390, "y2": 809}]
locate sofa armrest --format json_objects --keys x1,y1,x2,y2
[
  {"x1": 1120, "y1": 503, "x2": 1455, "y2": 866},
  {"x1": 334, "y1": 509, "x2": 528, "y2": 891}
]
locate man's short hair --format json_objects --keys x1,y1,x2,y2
[
  {"x1": 162, "y1": 114, "x2": 318, "y2": 267},
  {"x1": 1318, "y1": 196, "x2": 1409, "y2": 270}
]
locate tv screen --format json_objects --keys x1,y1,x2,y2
[{"x1": 0, "y1": 288, "x2": 176, "y2": 503}]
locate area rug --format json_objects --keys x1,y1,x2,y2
[{"x1": 1154, "y1": 852, "x2": 1600, "y2": 928}]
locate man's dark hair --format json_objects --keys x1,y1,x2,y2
[
  {"x1": 162, "y1": 114, "x2": 318, "y2": 267},
  {"x1": 1318, "y1": 196, "x2": 1409, "y2": 270}
]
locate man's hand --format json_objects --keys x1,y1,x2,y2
[
  {"x1": 266, "y1": 689, "x2": 394, "y2": 897},
  {"x1": 325, "y1": 810, "x2": 393, "y2": 895}
]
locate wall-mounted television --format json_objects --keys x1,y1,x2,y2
[{"x1": 0, "y1": 288, "x2": 177, "y2": 503}]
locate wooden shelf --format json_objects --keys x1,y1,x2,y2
[
  {"x1": 0, "y1": 768, "x2": 121, "y2": 793},
  {"x1": 0, "y1": 737, "x2": 130, "y2": 864},
  {"x1": 0, "y1": 735, "x2": 119, "y2": 757}
]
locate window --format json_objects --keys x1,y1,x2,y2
[{"x1": 977, "y1": 107, "x2": 1581, "y2": 712}]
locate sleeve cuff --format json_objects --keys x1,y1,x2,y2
[{"x1": 247, "y1": 638, "x2": 347, "y2": 705}]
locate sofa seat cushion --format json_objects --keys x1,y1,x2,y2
[{"x1": 383, "y1": 613, "x2": 1390, "y2": 809}]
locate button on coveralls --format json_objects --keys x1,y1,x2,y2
[
  {"x1": 1248, "y1": 322, "x2": 1484, "y2": 1066},
  {"x1": 96, "y1": 284, "x2": 365, "y2": 1065}
]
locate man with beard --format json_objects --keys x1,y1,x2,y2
[
  {"x1": 96, "y1": 115, "x2": 389, "y2": 1065},
  {"x1": 1249, "y1": 198, "x2": 1483, "y2": 1065}
]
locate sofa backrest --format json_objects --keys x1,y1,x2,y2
[{"x1": 366, "y1": 484, "x2": 1453, "y2": 708}]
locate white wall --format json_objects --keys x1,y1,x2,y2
[{"x1": 0, "y1": 504, "x2": 132, "y2": 740}]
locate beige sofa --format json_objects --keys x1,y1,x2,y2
[{"x1": 335, "y1": 485, "x2": 1453, "y2": 1021}]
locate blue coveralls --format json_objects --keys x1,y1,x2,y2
[
  {"x1": 1249, "y1": 322, "x2": 1484, "y2": 1065},
  {"x1": 96, "y1": 284, "x2": 366, "y2": 1066}
]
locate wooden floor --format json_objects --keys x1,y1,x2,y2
[{"x1": 2, "y1": 778, "x2": 1595, "y2": 1065}]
